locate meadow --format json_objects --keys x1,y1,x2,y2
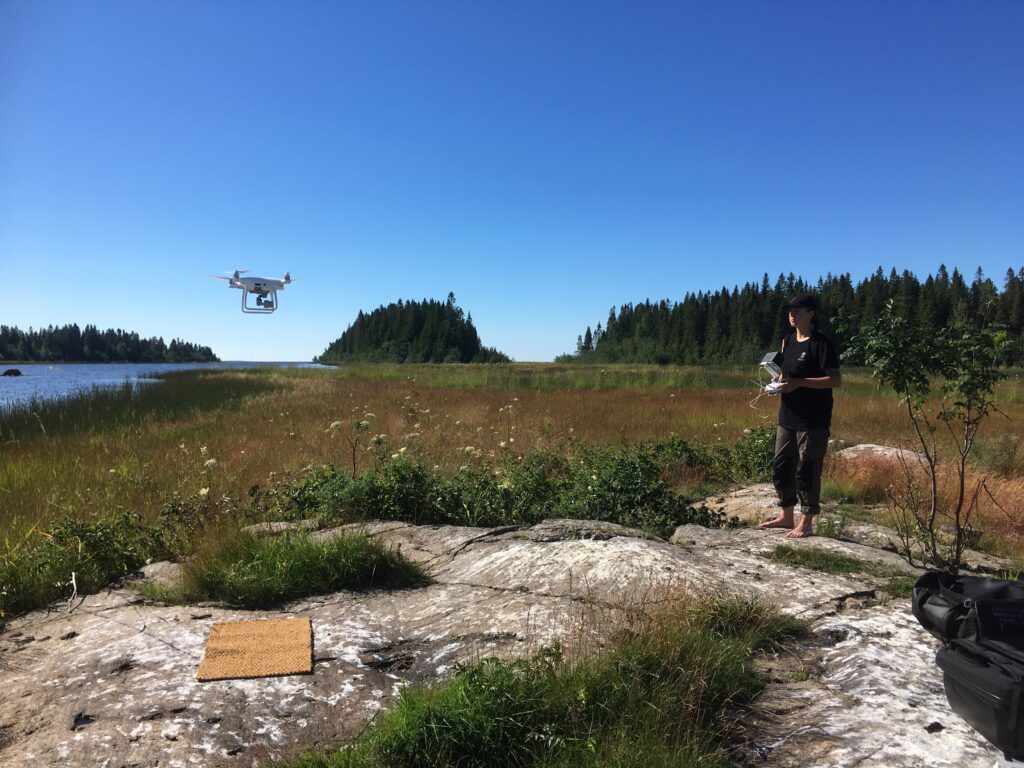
[{"x1": 2, "y1": 363, "x2": 1024, "y2": 619}]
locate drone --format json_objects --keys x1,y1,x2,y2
[{"x1": 214, "y1": 270, "x2": 294, "y2": 314}]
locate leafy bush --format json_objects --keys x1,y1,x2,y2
[
  {"x1": 648, "y1": 429, "x2": 774, "y2": 484},
  {"x1": 285, "y1": 445, "x2": 737, "y2": 540},
  {"x1": 728, "y1": 426, "x2": 776, "y2": 482},
  {"x1": 847, "y1": 302, "x2": 1013, "y2": 573}
]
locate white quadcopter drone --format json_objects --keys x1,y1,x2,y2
[{"x1": 214, "y1": 270, "x2": 294, "y2": 314}]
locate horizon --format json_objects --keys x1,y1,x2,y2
[{"x1": 3, "y1": 2, "x2": 1022, "y2": 361}]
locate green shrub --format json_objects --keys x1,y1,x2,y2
[
  {"x1": 728, "y1": 426, "x2": 776, "y2": 482},
  {"x1": 554, "y1": 447, "x2": 673, "y2": 526},
  {"x1": 1, "y1": 510, "x2": 153, "y2": 618},
  {"x1": 283, "y1": 443, "x2": 739, "y2": 539},
  {"x1": 649, "y1": 428, "x2": 775, "y2": 485}
]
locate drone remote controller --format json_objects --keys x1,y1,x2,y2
[{"x1": 759, "y1": 351, "x2": 785, "y2": 396}]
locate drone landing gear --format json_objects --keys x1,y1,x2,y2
[{"x1": 242, "y1": 288, "x2": 277, "y2": 314}]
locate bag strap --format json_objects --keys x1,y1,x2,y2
[
  {"x1": 939, "y1": 583, "x2": 971, "y2": 606},
  {"x1": 952, "y1": 639, "x2": 1024, "y2": 681}
]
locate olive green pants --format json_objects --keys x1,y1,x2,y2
[{"x1": 772, "y1": 426, "x2": 830, "y2": 516}]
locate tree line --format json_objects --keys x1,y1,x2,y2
[
  {"x1": 0, "y1": 324, "x2": 219, "y2": 363},
  {"x1": 316, "y1": 293, "x2": 510, "y2": 364},
  {"x1": 560, "y1": 266, "x2": 1024, "y2": 365}
]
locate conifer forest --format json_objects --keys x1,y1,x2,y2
[
  {"x1": 316, "y1": 293, "x2": 510, "y2": 364},
  {"x1": 562, "y1": 266, "x2": 1024, "y2": 365},
  {"x1": 0, "y1": 325, "x2": 219, "y2": 363}
]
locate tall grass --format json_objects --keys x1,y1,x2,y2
[
  {"x1": 287, "y1": 592, "x2": 806, "y2": 768},
  {"x1": 298, "y1": 362, "x2": 760, "y2": 391},
  {"x1": 151, "y1": 530, "x2": 425, "y2": 608},
  {"x1": 0, "y1": 370, "x2": 279, "y2": 440},
  {"x1": 4, "y1": 364, "x2": 1024, "y2": 619}
]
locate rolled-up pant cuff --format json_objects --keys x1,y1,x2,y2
[{"x1": 777, "y1": 496, "x2": 798, "y2": 509}]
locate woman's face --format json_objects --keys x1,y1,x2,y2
[{"x1": 788, "y1": 308, "x2": 813, "y2": 328}]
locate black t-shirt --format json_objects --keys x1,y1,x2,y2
[{"x1": 778, "y1": 331, "x2": 840, "y2": 430}]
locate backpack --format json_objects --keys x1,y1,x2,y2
[{"x1": 912, "y1": 571, "x2": 1024, "y2": 760}]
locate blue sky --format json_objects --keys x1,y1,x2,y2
[{"x1": 2, "y1": 1, "x2": 1021, "y2": 361}]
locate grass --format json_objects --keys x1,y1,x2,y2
[
  {"x1": 0, "y1": 369, "x2": 279, "y2": 440},
  {"x1": 142, "y1": 530, "x2": 425, "y2": 608},
  {"x1": 878, "y1": 576, "x2": 918, "y2": 598},
  {"x1": 4, "y1": 362, "x2": 1024, "y2": 619},
  {"x1": 289, "y1": 362, "x2": 761, "y2": 391},
  {"x1": 763, "y1": 543, "x2": 907, "y2": 578},
  {"x1": 285, "y1": 592, "x2": 806, "y2": 768}
]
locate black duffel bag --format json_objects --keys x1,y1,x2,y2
[
  {"x1": 913, "y1": 570, "x2": 1024, "y2": 644},
  {"x1": 912, "y1": 571, "x2": 1024, "y2": 760},
  {"x1": 936, "y1": 639, "x2": 1024, "y2": 760}
]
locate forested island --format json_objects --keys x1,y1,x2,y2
[
  {"x1": 316, "y1": 293, "x2": 509, "y2": 364},
  {"x1": 561, "y1": 266, "x2": 1024, "y2": 365},
  {"x1": 0, "y1": 324, "x2": 219, "y2": 363}
]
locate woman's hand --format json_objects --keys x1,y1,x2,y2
[{"x1": 777, "y1": 377, "x2": 800, "y2": 394}]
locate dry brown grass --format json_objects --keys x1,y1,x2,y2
[
  {"x1": 828, "y1": 450, "x2": 1024, "y2": 553},
  {"x1": 4, "y1": 366, "x2": 1024, "y2": 559}
]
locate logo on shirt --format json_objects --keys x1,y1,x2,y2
[{"x1": 798, "y1": 352, "x2": 807, "y2": 361}]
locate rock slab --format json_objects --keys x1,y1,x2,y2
[{"x1": 0, "y1": 518, "x2": 1007, "y2": 767}]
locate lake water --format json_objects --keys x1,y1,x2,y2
[{"x1": 0, "y1": 362, "x2": 327, "y2": 408}]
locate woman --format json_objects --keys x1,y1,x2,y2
[{"x1": 760, "y1": 294, "x2": 841, "y2": 538}]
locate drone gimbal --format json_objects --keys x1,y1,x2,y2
[{"x1": 241, "y1": 288, "x2": 277, "y2": 314}]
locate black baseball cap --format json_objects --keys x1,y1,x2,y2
[{"x1": 783, "y1": 294, "x2": 818, "y2": 311}]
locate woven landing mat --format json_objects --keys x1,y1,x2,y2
[{"x1": 197, "y1": 617, "x2": 313, "y2": 681}]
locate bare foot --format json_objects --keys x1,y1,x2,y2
[
  {"x1": 786, "y1": 519, "x2": 814, "y2": 538},
  {"x1": 759, "y1": 515, "x2": 794, "y2": 529}
]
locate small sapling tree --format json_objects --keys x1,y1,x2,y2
[{"x1": 846, "y1": 300, "x2": 1011, "y2": 573}]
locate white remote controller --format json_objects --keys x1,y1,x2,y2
[{"x1": 760, "y1": 352, "x2": 785, "y2": 395}]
